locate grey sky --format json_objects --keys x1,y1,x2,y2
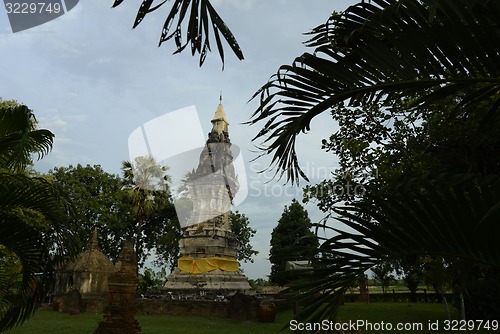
[{"x1": 1, "y1": 0, "x2": 356, "y2": 279}]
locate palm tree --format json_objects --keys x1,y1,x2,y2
[
  {"x1": 0, "y1": 101, "x2": 78, "y2": 332},
  {"x1": 113, "y1": 0, "x2": 500, "y2": 324},
  {"x1": 248, "y1": 0, "x2": 500, "y2": 184},
  {"x1": 243, "y1": 0, "x2": 500, "y2": 326},
  {"x1": 121, "y1": 156, "x2": 171, "y2": 265},
  {"x1": 0, "y1": 102, "x2": 53, "y2": 171},
  {"x1": 290, "y1": 175, "x2": 500, "y2": 324}
]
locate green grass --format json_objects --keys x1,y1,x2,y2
[
  {"x1": 4, "y1": 302, "x2": 481, "y2": 334},
  {"x1": 4, "y1": 309, "x2": 291, "y2": 334},
  {"x1": 337, "y1": 302, "x2": 450, "y2": 333},
  {"x1": 362, "y1": 285, "x2": 431, "y2": 293}
]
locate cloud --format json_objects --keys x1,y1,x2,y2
[
  {"x1": 39, "y1": 115, "x2": 68, "y2": 130},
  {"x1": 211, "y1": 0, "x2": 254, "y2": 10},
  {"x1": 3, "y1": 0, "x2": 358, "y2": 279}
]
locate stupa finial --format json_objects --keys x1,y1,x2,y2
[{"x1": 90, "y1": 228, "x2": 99, "y2": 251}]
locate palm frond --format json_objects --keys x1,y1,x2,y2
[
  {"x1": 248, "y1": 0, "x2": 500, "y2": 183},
  {"x1": 0, "y1": 105, "x2": 54, "y2": 171},
  {"x1": 112, "y1": 0, "x2": 243, "y2": 68},
  {"x1": 0, "y1": 213, "x2": 47, "y2": 332},
  {"x1": 0, "y1": 173, "x2": 78, "y2": 332},
  {"x1": 285, "y1": 174, "x2": 500, "y2": 327},
  {"x1": 0, "y1": 174, "x2": 68, "y2": 222}
]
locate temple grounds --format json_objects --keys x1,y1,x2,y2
[{"x1": 5, "y1": 302, "x2": 473, "y2": 334}]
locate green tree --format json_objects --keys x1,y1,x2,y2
[
  {"x1": 371, "y1": 261, "x2": 394, "y2": 294},
  {"x1": 48, "y1": 164, "x2": 134, "y2": 261},
  {"x1": 269, "y1": 199, "x2": 318, "y2": 285},
  {"x1": 394, "y1": 256, "x2": 425, "y2": 303},
  {"x1": 0, "y1": 99, "x2": 53, "y2": 171},
  {"x1": 230, "y1": 211, "x2": 258, "y2": 264},
  {"x1": 50, "y1": 163, "x2": 181, "y2": 269},
  {"x1": 122, "y1": 156, "x2": 176, "y2": 266},
  {"x1": 0, "y1": 100, "x2": 78, "y2": 332},
  {"x1": 245, "y1": 0, "x2": 500, "y2": 325},
  {"x1": 138, "y1": 267, "x2": 168, "y2": 293},
  {"x1": 153, "y1": 217, "x2": 182, "y2": 271},
  {"x1": 249, "y1": 0, "x2": 500, "y2": 184}
]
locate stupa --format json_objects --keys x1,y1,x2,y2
[
  {"x1": 54, "y1": 229, "x2": 116, "y2": 312},
  {"x1": 165, "y1": 100, "x2": 253, "y2": 295}
]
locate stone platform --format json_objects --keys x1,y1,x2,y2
[{"x1": 164, "y1": 267, "x2": 253, "y2": 295}]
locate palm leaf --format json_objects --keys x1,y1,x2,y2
[
  {"x1": 112, "y1": 0, "x2": 243, "y2": 67},
  {"x1": 248, "y1": 0, "x2": 500, "y2": 183},
  {"x1": 0, "y1": 105, "x2": 54, "y2": 171},
  {"x1": 0, "y1": 173, "x2": 78, "y2": 332},
  {"x1": 284, "y1": 174, "x2": 500, "y2": 327},
  {"x1": 0, "y1": 213, "x2": 47, "y2": 332}
]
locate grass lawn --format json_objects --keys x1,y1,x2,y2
[
  {"x1": 337, "y1": 302, "x2": 449, "y2": 333},
  {"x1": 366, "y1": 285, "x2": 430, "y2": 293},
  {"x1": 4, "y1": 309, "x2": 291, "y2": 334},
  {"x1": 5, "y1": 302, "x2": 488, "y2": 334}
]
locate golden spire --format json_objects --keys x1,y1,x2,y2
[{"x1": 211, "y1": 95, "x2": 229, "y2": 134}]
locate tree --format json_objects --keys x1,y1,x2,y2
[
  {"x1": 48, "y1": 164, "x2": 134, "y2": 261},
  {"x1": 0, "y1": 99, "x2": 53, "y2": 171},
  {"x1": 269, "y1": 199, "x2": 318, "y2": 285},
  {"x1": 394, "y1": 256, "x2": 424, "y2": 303},
  {"x1": 248, "y1": 0, "x2": 500, "y2": 184},
  {"x1": 153, "y1": 217, "x2": 182, "y2": 271},
  {"x1": 371, "y1": 261, "x2": 394, "y2": 294},
  {"x1": 0, "y1": 100, "x2": 78, "y2": 332},
  {"x1": 122, "y1": 156, "x2": 176, "y2": 266},
  {"x1": 138, "y1": 267, "x2": 168, "y2": 293},
  {"x1": 50, "y1": 162, "x2": 181, "y2": 269},
  {"x1": 244, "y1": 0, "x2": 500, "y2": 325},
  {"x1": 230, "y1": 211, "x2": 258, "y2": 264},
  {"x1": 110, "y1": 0, "x2": 244, "y2": 68}
]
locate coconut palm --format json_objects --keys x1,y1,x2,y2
[{"x1": 0, "y1": 102, "x2": 77, "y2": 332}]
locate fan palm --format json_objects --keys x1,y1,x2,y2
[{"x1": 0, "y1": 103, "x2": 77, "y2": 332}]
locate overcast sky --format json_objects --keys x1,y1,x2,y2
[{"x1": 1, "y1": 0, "x2": 357, "y2": 279}]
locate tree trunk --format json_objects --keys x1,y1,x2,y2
[
  {"x1": 442, "y1": 295, "x2": 451, "y2": 320},
  {"x1": 135, "y1": 217, "x2": 143, "y2": 268},
  {"x1": 459, "y1": 291, "x2": 466, "y2": 320}
]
